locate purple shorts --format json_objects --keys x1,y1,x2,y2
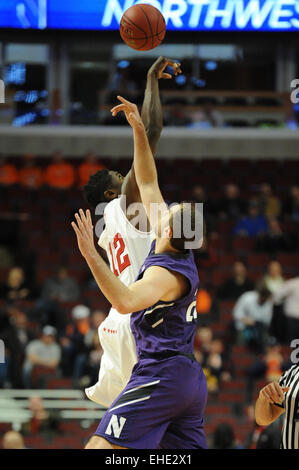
[{"x1": 94, "y1": 355, "x2": 208, "y2": 449}]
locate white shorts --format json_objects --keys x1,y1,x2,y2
[{"x1": 85, "y1": 308, "x2": 137, "y2": 408}]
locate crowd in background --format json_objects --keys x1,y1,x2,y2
[
  {"x1": 97, "y1": 63, "x2": 299, "y2": 130},
  {"x1": 0, "y1": 153, "x2": 299, "y2": 449},
  {"x1": 0, "y1": 152, "x2": 105, "y2": 190}
]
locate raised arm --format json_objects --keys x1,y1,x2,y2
[
  {"x1": 111, "y1": 96, "x2": 169, "y2": 231},
  {"x1": 121, "y1": 57, "x2": 181, "y2": 208},
  {"x1": 141, "y1": 57, "x2": 181, "y2": 154},
  {"x1": 71, "y1": 209, "x2": 184, "y2": 314}
]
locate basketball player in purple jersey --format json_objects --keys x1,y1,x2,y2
[{"x1": 72, "y1": 97, "x2": 207, "y2": 449}]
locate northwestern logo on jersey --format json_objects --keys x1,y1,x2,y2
[{"x1": 105, "y1": 414, "x2": 126, "y2": 438}]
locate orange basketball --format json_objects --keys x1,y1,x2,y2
[{"x1": 120, "y1": 4, "x2": 166, "y2": 51}]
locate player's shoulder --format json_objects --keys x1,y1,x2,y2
[{"x1": 103, "y1": 196, "x2": 122, "y2": 218}]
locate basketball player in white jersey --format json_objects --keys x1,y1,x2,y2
[{"x1": 83, "y1": 57, "x2": 182, "y2": 408}]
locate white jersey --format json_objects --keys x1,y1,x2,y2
[{"x1": 85, "y1": 196, "x2": 154, "y2": 407}]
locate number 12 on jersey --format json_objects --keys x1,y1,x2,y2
[{"x1": 108, "y1": 233, "x2": 131, "y2": 277}]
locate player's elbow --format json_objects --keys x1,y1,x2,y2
[{"x1": 113, "y1": 301, "x2": 132, "y2": 315}]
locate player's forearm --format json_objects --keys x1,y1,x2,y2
[
  {"x1": 133, "y1": 122, "x2": 158, "y2": 188},
  {"x1": 141, "y1": 74, "x2": 163, "y2": 155},
  {"x1": 84, "y1": 249, "x2": 133, "y2": 314}
]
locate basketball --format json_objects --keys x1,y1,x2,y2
[{"x1": 120, "y1": 4, "x2": 166, "y2": 51}]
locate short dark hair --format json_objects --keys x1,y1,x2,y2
[
  {"x1": 169, "y1": 203, "x2": 201, "y2": 251},
  {"x1": 83, "y1": 170, "x2": 112, "y2": 208}
]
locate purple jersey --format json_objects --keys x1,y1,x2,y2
[
  {"x1": 130, "y1": 241, "x2": 199, "y2": 360},
  {"x1": 95, "y1": 243, "x2": 207, "y2": 449}
]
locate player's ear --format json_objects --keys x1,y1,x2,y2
[
  {"x1": 162, "y1": 226, "x2": 172, "y2": 239},
  {"x1": 104, "y1": 189, "x2": 118, "y2": 201}
]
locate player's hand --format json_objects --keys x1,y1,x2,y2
[
  {"x1": 71, "y1": 209, "x2": 97, "y2": 260},
  {"x1": 148, "y1": 56, "x2": 182, "y2": 80},
  {"x1": 111, "y1": 96, "x2": 143, "y2": 129},
  {"x1": 259, "y1": 382, "x2": 289, "y2": 405}
]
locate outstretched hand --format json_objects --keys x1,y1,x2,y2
[
  {"x1": 111, "y1": 96, "x2": 143, "y2": 129},
  {"x1": 148, "y1": 56, "x2": 182, "y2": 79},
  {"x1": 71, "y1": 209, "x2": 97, "y2": 260}
]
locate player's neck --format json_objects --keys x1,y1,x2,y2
[{"x1": 155, "y1": 237, "x2": 180, "y2": 255}]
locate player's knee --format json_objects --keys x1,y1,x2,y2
[{"x1": 85, "y1": 435, "x2": 114, "y2": 449}]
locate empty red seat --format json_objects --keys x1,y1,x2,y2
[
  {"x1": 209, "y1": 237, "x2": 227, "y2": 252},
  {"x1": 47, "y1": 378, "x2": 73, "y2": 389},
  {"x1": 210, "y1": 270, "x2": 230, "y2": 286},
  {"x1": 232, "y1": 237, "x2": 255, "y2": 252},
  {"x1": 247, "y1": 253, "x2": 271, "y2": 267},
  {"x1": 218, "y1": 254, "x2": 239, "y2": 267},
  {"x1": 216, "y1": 221, "x2": 234, "y2": 234},
  {"x1": 277, "y1": 253, "x2": 299, "y2": 268}
]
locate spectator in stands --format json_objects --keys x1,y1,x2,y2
[
  {"x1": 0, "y1": 266, "x2": 33, "y2": 301},
  {"x1": 258, "y1": 183, "x2": 281, "y2": 219},
  {"x1": 211, "y1": 423, "x2": 241, "y2": 449},
  {"x1": 0, "y1": 307, "x2": 23, "y2": 388},
  {"x1": 22, "y1": 396, "x2": 60, "y2": 439},
  {"x1": 246, "y1": 338, "x2": 290, "y2": 403},
  {"x1": 101, "y1": 63, "x2": 137, "y2": 124},
  {"x1": 192, "y1": 184, "x2": 216, "y2": 232},
  {"x1": 233, "y1": 200, "x2": 268, "y2": 237},
  {"x1": 18, "y1": 154, "x2": 44, "y2": 189},
  {"x1": 22, "y1": 326, "x2": 61, "y2": 388},
  {"x1": 262, "y1": 261, "x2": 285, "y2": 295},
  {"x1": 108, "y1": 62, "x2": 137, "y2": 97},
  {"x1": 78, "y1": 152, "x2": 105, "y2": 189},
  {"x1": 84, "y1": 330, "x2": 104, "y2": 386},
  {"x1": 41, "y1": 266, "x2": 80, "y2": 303},
  {"x1": 195, "y1": 287, "x2": 219, "y2": 328},
  {"x1": 194, "y1": 326, "x2": 213, "y2": 354},
  {"x1": 283, "y1": 185, "x2": 299, "y2": 222},
  {"x1": 60, "y1": 304, "x2": 91, "y2": 387},
  {"x1": 285, "y1": 106, "x2": 299, "y2": 130},
  {"x1": 217, "y1": 184, "x2": 247, "y2": 220},
  {"x1": 255, "y1": 218, "x2": 296, "y2": 254},
  {"x1": 166, "y1": 105, "x2": 191, "y2": 127},
  {"x1": 218, "y1": 261, "x2": 254, "y2": 301},
  {"x1": 188, "y1": 101, "x2": 224, "y2": 129},
  {"x1": 233, "y1": 282, "x2": 273, "y2": 353},
  {"x1": 44, "y1": 151, "x2": 75, "y2": 190},
  {"x1": 201, "y1": 337, "x2": 231, "y2": 394},
  {"x1": 0, "y1": 156, "x2": 18, "y2": 187},
  {"x1": 195, "y1": 237, "x2": 218, "y2": 270},
  {"x1": 84, "y1": 310, "x2": 106, "y2": 346},
  {"x1": 192, "y1": 184, "x2": 207, "y2": 205},
  {"x1": 273, "y1": 276, "x2": 299, "y2": 342},
  {"x1": 2, "y1": 431, "x2": 26, "y2": 449},
  {"x1": 11, "y1": 309, "x2": 34, "y2": 349}
]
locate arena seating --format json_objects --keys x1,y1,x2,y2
[{"x1": 0, "y1": 389, "x2": 105, "y2": 449}]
